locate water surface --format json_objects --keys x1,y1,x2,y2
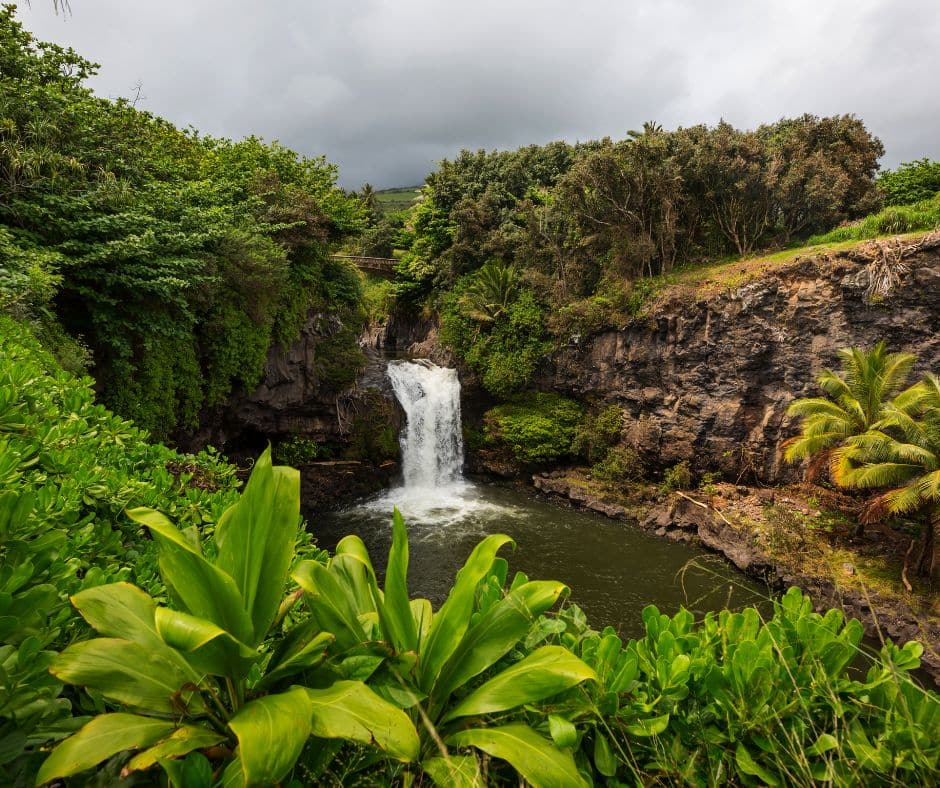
[{"x1": 316, "y1": 482, "x2": 769, "y2": 640}]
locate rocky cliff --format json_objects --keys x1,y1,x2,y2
[{"x1": 538, "y1": 235, "x2": 940, "y2": 483}]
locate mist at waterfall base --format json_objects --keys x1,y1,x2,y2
[{"x1": 317, "y1": 360, "x2": 767, "y2": 637}]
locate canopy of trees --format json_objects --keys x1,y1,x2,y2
[
  {"x1": 0, "y1": 5, "x2": 366, "y2": 439},
  {"x1": 395, "y1": 116, "x2": 884, "y2": 305}
]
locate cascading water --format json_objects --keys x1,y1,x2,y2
[
  {"x1": 386, "y1": 360, "x2": 464, "y2": 489},
  {"x1": 360, "y1": 358, "x2": 508, "y2": 528}
]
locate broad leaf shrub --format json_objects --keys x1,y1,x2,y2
[
  {"x1": 38, "y1": 449, "x2": 416, "y2": 787},
  {"x1": 537, "y1": 589, "x2": 939, "y2": 785},
  {"x1": 0, "y1": 316, "x2": 245, "y2": 782},
  {"x1": 293, "y1": 510, "x2": 594, "y2": 786}
]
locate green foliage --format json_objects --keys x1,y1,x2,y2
[
  {"x1": 293, "y1": 510, "x2": 592, "y2": 785},
  {"x1": 0, "y1": 316, "x2": 241, "y2": 781},
  {"x1": 442, "y1": 281, "x2": 549, "y2": 399},
  {"x1": 39, "y1": 449, "x2": 418, "y2": 785},
  {"x1": 275, "y1": 436, "x2": 323, "y2": 466},
  {"x1": 809, "y1": 192, "x2": 940, "y2": 245},
  {"x1": 572, "y1": 404, "x2": 624, "y2": 463},
  {"x1": 879, "y1": 158, "x2": 940, "y2": 207},
  {"x1": 591, "y1": 446, "x2": 645, "y2": 483},
  {"x1": 787, "y1": 343, "x2": 939, "y2": 576},
  {"x1": 362, "y1": 275, "x2": 397, "y2": 322},
  {"x1": 0, "y1": 8, "x2": 366, "y2": 438},
  {"x1": 660, "y1": 460, "x2": 692, "y2": 492},
  {"x1": 484, "y1": 393, "x2": 583, "y2": 465},
  {"x1": 405, "y1": 115, "x2": 883, "y2": 315},
  {"x1": 541, "y1": 587, "x2": 938, "y2": 785}
]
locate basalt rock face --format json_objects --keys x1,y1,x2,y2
[
  {"x1": 187, "y1": 311, "x2": 355, "y2": 454},
  {"x1": 537, "y1": 240, "x2": 940, "y2": 483}
]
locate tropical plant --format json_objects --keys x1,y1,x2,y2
[
  {"x1": 784, "y1": 341, "x2": 917, "y2": 481},
  {"x1": 293, "y1": 510, "x2": 596, "y2": 786},
  {"x1": 36, "y1": 449, "x2": 419, "y2": 786},
  {"x1": 834, "y1": 373, "x2": 940, "y2": 579},
  {"x1": 540, "y1": 588, "x2": 939, "y2": 785},
  {"x1": 459, "y1": 260, "x2": 519, "y2": 323}
]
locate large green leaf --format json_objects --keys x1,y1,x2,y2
[
  {"x1": 259, "y1": 625, "x2": 334, "y2": 690},
  {"x1": 333, "y1": 535, "x2": 382, "y2": 615},
  {"x1": 305, "y1": 680, "x2": 420, "y2": 762},
  {"x1": 155, "y1": 608, "x2": 257, "y2": 679},
  {"x1": 419, "y1": 533, "x2": 514, "y2": 693},
  {"x1": 70, "y1": 582, "x2": 164, "y2": 649},
  {"x1": 422, "y1": 754, "x2": 484, "y2": 787},
  {"x1": 293, "y1": 559, "x2": 368, "y2": 650},
  {"x1": 441, "y1": 646, "x2": 595, "y2": 723},
  {"x1": 124, "y1": 726, "x2": 226, "y2": 773},
  {"x1": 435, "y1": 580, "x2": 567, "y2": 703},
  {"x1": 382, "y1": 509, "x2": 418, "y2": 653},
  {"x1": 127, "y1": 507, "x2": 253, "y2": 644},
  {"x1": 447, "y1": 724, "x2": 587, "y2": 788},
  {"x1": 213, "y1": 448, "x2": 300, "y2": 644},
  {"x1": 52, "y1": 638, "x2": 200, "y2": 714},
  {"x1": 228, "y1": 687, "x2": 312, "y2": 786},
  {"x1": 36, "y1": 714, "x2": 176, "y2": 784}
]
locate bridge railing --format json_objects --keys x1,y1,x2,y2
[{"x1": 331, "y1": 254, "x2": 398, "y2": 277}]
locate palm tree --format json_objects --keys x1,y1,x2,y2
[
  {"x1": 834, "y1": 373, "x2": 940, "y2": 580},
  {"x1": 460, "y1": 260, "x2": 519, "y2": 323},
  {"x1": 784, "y1": 342, "x2": 917, "y2": 478}
]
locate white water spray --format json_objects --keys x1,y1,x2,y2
[
  {"x1": 359, "y1": 359, "x2": 511, "y2": 529},
  {"x1": 387, "y1": 360, "x2": 464, "y2": 488}
]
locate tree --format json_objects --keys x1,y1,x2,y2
[
  {"x1": 785, "y1": 342, "x2": 917, "y2": 475},
  {"x1": 785, "y1": 342, "x2": 918, "y2": 537},
  {"x1": 833, "y1": 374, "x2": 940, "y2": 580},
  {"x1": 761, "y1": 114, "x2": 884, "y2": 241}
]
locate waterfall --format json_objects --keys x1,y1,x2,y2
[
  {"x1": 387, "y1": 359, "x2": 464, "y2": 489},
  {"x1": 357, "y1": 357, "x2": 507, "y2": 528}
]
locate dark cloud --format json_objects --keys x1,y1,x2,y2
[{"x1": 19, "y1": 0, "x2": 940, "y2": 187}]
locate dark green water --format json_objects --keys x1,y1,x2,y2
[{"x1": 315, "y1": 481, "x2": 770, "y2": 639}]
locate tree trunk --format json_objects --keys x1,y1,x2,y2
[{"x1": 915, "y1": 511, "x2": 937, "y2": 583}]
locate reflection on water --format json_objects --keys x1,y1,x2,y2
[{"x1": 315, "y1": 481, "x2": 770, "y2": 640}]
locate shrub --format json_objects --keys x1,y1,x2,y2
[
  {"x1": 540, "y1": 588, "x2": 939, "y2": 784},
  {"x1": 808, "y1": 192, "x2": 940, "y2": 245},
  {"x1": 484, "y1": 393, "x2": 583, "y2": 464},
  {"x1": 591, "y1": 445, "x2": 644, "y2": 482},
  {"x1": 660, "y1": 460, "x2": 692, "y2": 492},
  {"x1": 0, "y1": 316, "x2": 242, "y2": 780},
  {"x1": 275, "y1": 435, "x2": 323, "y2": 465},
  {"x1": 879, "y1": 158, "x2": 940, "y2": 206},
  {"x1": 572, "y1": 404, "x2": 624, "y2": 463}
]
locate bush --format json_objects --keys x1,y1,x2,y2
[
  {"x1": 484, "y1": 393, "x2": 583, "y2": 464},
  {"x1": 572, "y1": 404, "x2": 624, "y2": 463},
  {"x1": 441, "y1": 279, "x2": 550, "y2": 399},
  {"x1": 591, "y1": 445, "x2": 644, "y2": 482},
  {"x1": 660, "y1": 460, "x2": 692, "y2": 492},
  {"x1": 879, "y1": 158, "x2": 940, "y2": 206},
  {"x1": 542, "y1": 588, "x2": 939, "y2": 784},
  {"x1": 0, "y1": 316, "x2": 243, "y2": 780},
  {"x1": 275, "y1": 435, "x2": 323, "y2": 465}
]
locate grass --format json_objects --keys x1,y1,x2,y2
[{"x1": 375, "y1": 186, "x2": 422, "y2": 214}]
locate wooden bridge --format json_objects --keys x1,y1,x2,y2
[{"x1": 331, "y1": 254, "x2": 397, "y2": 278}]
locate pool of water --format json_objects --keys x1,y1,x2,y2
[{"x1": 314, "y1": 480, "x2": 770, "y2": 640}]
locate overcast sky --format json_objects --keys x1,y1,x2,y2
[{"x1": 19, "y1": 1, "x2": 940, "y2": 189}]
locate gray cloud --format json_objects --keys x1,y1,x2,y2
[{"x1": 19, "y1": 0, "x2": 940, "y2": 187}]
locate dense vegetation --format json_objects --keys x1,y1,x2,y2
[
  {"x1": 2, "y1": 6, "x2": 939, "y2": 785},
  {"x1": 1, "y1": 326, "x2": 935, "y2": 784},
  {"x1": 0, "y1": 6, "x2": 367, "y2": 440},
  {"x1": 359, "y1": 119, "x2": 939, "y2": 400}
]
